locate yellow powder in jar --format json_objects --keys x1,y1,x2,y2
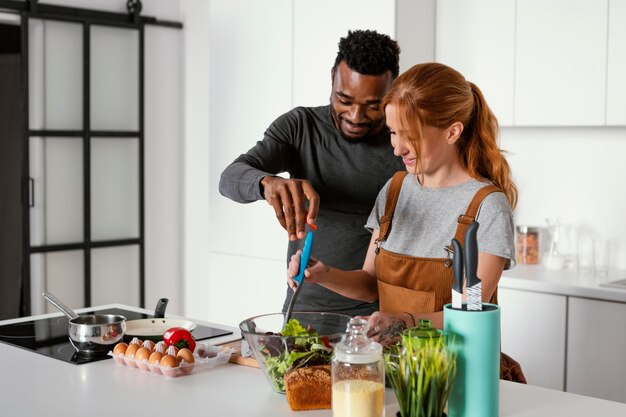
[{"x1": 332, "y1": 379, "x2": 384, "y2": 417}]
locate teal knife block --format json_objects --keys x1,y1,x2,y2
[{"x1": 444, "y1": 303, "x2": 500, "y2": 417}]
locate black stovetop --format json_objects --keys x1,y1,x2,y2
[{"x1": 0, "y1": 307, "x2": 232, "y2": 365}]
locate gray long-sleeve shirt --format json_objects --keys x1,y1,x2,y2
[{"x1": 219, "y1": 105, "x2": 404, "y2": 316}]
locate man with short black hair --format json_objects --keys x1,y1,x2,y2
[{"x1": 219, "y1": 30, "x2": 403, "y2": 316}]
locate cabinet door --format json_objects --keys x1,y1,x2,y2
[
  {"x1": 606, "y1": 0, "x2": 626, "y2": 125},
  {"x1": 436, "y1": 0, "x2": 515, "y2": 125},
  {"x1": 208, "y1": 0, "x2": 292, "y2": 260},
  {"x1": 515, "y1": 0, "x2": 608, "y2": 126},
  {"x1": 567, "y1": 297, "x2": 626, "y2": 402},
  {"x1": 499, "y1": 288, "x2": 566, "y2": 390}
]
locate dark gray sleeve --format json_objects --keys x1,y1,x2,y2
[{"x1": 218, "y1": 111, "x2": 297, "y2": 203}]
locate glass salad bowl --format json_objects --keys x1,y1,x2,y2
[{"x1": 239, "y1": 311, "x2": 351, "y2": 394}]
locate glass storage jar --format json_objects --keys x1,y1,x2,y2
[
  {"x1": 332, "y1": 318, "x2": 384, "y2": 417},
  {"x1": 404, "y1": 319, "x2": 446, "y2": 346},
  {"x1": 516, "y1": 225, "x2": 541, "y2": 264}
]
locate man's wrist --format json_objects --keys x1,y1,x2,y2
[
  {"x1": 259, "y1": 175, "x2": 279, "y2": 199},
  {"x1": 259, "y1": 176, "x2": 272, "y2": 199}
]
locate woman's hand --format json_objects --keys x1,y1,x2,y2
[
  {"x1": 357, "y1": 311, "x2": 411, "y2": 345},
  {"x1": 287, "y1": 249, "x2": 326, "y2": 291}
]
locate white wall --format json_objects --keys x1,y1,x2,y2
[
  {"x1": 501, "y1": 127, "x2": 626, "y2": 269},
  {"x1": 144, "y1": 22, "x2": 184, "y2": 314},
  {"x1": 180, "y1": 0, "x2": 210, "y2": 322}
]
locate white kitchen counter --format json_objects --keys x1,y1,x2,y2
[
  {"x1": 2, "y1": 305, "x2": 626, "y2": 416},
  {"x1": 499, "y1": 265, "x2": 626, "y2": 402},
  {"x1": 501, "y1": 264, "x2": 626, "y2": 303}
]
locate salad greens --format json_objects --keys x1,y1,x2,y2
[{"x1": 262, "y1": 318, "x2": 332, "y2": 392}]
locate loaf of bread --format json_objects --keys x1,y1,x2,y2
[{"x1": 284, "y1": 365, "x2": 332, "y2": 411}]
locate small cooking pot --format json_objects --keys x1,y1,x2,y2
[
  {"x1": 43, "y1": 292, "x2": 126, "y2": 354},
  {"x1": 124, "y1": 298, "x2": 196, "y2": 342}
]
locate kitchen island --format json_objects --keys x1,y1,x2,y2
[{"x1": 1, "y1": 304, "x2": 625, "y2": 416}]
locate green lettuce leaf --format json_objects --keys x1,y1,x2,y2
[
  {"x1": 281, "y1": 319, "x2": 309, "y2": 337},
  {"x1": 261, "y1": 318, "x2": 333, "y2": 392}
]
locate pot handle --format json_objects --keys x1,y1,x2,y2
[
  {"x1": 42, "y1": 292, "x2": 80, "y2": 320},
  {"x1": 154, "y1": 298, "x2": 169, "y2": 318}
]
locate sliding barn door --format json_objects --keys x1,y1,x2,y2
[{"x1": 24, "y1": 13, "x2": 144, "y2": 314}]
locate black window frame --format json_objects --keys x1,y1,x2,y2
[{"x1": 0, "y1": 0, "x2": 183, "y2": 316}]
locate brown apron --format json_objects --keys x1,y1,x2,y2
[
  {"x1": 373, "y1": 172, "x2": 527, "y2": 383},
  {"x1": 374, "y1": 171, "x2": 501, "y2": 314}
]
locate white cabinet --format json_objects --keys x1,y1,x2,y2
[
  {"x1": 566, "y1": 297, "x2": 626, "y2": 403},
  {"x1": 434, "y1": 0, "x2": 626, "y2": 126},
  {"x1": 607, "y1": 0, "x2": 626, "y2": 125},
  {"x1": 499, "y1": 288, "x2": 567, "y2": 390},
  {"x1": 515, "y1": 0, "x2": 608, "y2": 126},
  {"x1": 396, "y1": 0, "x2": 436, "y2": 72},
  {"x1": 435, "y1": 0, "x2": 515, "y2": 125},
  {"x1": 208, "y1": 0, "x2": 293, "y2": 261}
]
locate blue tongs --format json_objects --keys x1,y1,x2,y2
[{"x1": 283, "y1": 230, "x2": 314, "y2": 328}]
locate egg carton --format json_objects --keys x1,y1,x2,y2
[{"x1": 109, "y1": 343, "x2": 233, "y2": 378}]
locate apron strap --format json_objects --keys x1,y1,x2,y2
[
  {"x1": 378, "y1": 171, "x2": 409, "y2": 242},
  {"x1": 378, "y1": 174, "x2": 502, "y2": 247},
  {"x1": 453, "y1": 184, "x2": 502, "y2": 245}
]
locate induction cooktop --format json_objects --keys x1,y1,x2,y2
[{"x1": 0, "y1": 307, "x2": 232, "y2": 365}]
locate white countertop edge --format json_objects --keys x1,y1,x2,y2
[{"x1": 501, "y1": 265, "x2": 626, "y2": 303}]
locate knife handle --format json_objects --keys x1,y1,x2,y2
[
  {"x1": 464, "y1": 221, "x2": 480, "y2": 287},
  {"x1": 451, "y1": 239, "x2": 464, "y2": 292},
  {"x1": 294, "y1": 231, "x2": 314, "y2": 285}
]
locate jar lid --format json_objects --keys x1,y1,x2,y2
[
  {"x1": 516, "y1": 225, "x2": 541, "y2": 233},
  {"x1": 333, "y1": 318, "x2": 382, "y2": 364},
  {"x1": 402, "y1": 320, "x2": 446, "y2": 345}
]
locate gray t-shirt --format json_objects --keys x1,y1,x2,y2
[{"x1": 366, "y1": 175, "x2": 516, "y2": 269}]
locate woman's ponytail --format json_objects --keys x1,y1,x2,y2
[
  {"x1": 464, "y1": 82, "x2": 518, "y2": 209},
  {"x1": 382, "y1": 63, "x2": 518, "y2": 209}
]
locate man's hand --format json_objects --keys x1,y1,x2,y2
[{"x1": 261, "y1": 176, "x2": 319, "y2": 241}]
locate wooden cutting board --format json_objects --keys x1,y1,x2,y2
[{"x1": 219, "y1": 339, "x2": 259, "y2": 368}]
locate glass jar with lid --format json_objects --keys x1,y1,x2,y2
[
  {"x1": 403, "y1": 319, "x2": 446, "y2": 346},
  {"x1": 331, "y1": 318, "x2": 384, "y2": 417}
]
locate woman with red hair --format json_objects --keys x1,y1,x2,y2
[{"x1": 288, "y1": 62, "x2": 517, "y2": 333}]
